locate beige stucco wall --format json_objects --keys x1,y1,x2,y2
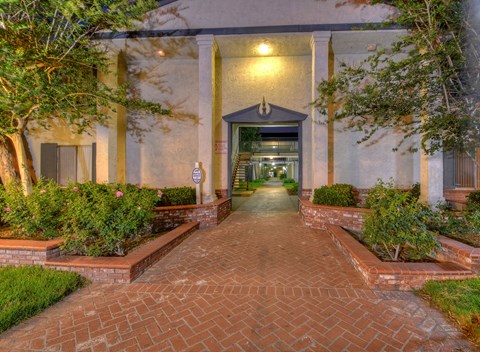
[
  {"x1": 220, "y1": 55, "x2": 311, "y2": 190},
  {"x1": 125, "y1": 54, "x2": 199, "y2": 187},
  {"x1": 143, "y1": 0, "x2": 396, "y2": 30},
  {"x1": 27, "y1": 123, "x2": 96, "y2": 181},
  {"x1": 332, "y1": 54, "x2": 420, "y2": 188}
]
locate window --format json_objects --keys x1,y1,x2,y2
[{"x1": 41, "y1": 143, "x2": 96, "y2": 185}]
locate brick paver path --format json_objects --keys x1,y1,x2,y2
[{"x1": 0, "y1": 184, "x2": 474, "y2": 351}]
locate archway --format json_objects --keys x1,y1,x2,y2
[{"x1": 223, "y1": 101, "x2": 307, "y2": 197}]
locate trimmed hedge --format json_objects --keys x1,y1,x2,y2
[
  {"x1": 313, "y1": 184, "x2": 356, "y2": 207},
  {"x1": 157, "y1": 187, "x2": 196, "y2": 206}
]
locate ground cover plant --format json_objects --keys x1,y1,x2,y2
[
  {"x1": 0, "y1": 266, "x2": 86, "y2": 333},
  {"x1": 156, "y1": 187, "x2": 196, "y2": 206},
  {"x1": 313, "y1": 183, "x2": 356, "y2": 207},
  {"x1": 282, "y1": 178, "x2": 298, "y2": 195},
  {"x1": 420, "y1": 278, "x2": 480, "y2": 345}
]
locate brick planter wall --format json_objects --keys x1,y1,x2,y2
[
  {"x1": 0, "y1": 239, "x2": 63, "y2": 266},
  {"x1": 153, "y1": 198, "x2": 231, "y2": 231},
  {"x1": 444, "y1": 189, "x2": 472, "y2": 205},
  {"x1": 46, "y1": 222, "x2": 199, "y2": 284},
  {"x1": 299, "y1": 198, "x2": 370, "y2": 232},
  {"x1": 436, "y1": 236, "x2": 480, "y2": 273},
  {"x1": 325, "y1": 225, "x2": 474, "y2": 290},
  {"x1": 301, "y1": 189, "x2": 312, "y2": 198}
]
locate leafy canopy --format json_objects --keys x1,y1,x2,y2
[
  {"x1": 314, "y1": 0, "x2": 480, "y2": 155},
  {"x1": 0, "y1": 0, "x2": 169, "y2": 136}
]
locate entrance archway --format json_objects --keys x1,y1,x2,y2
[{"x1": 223, "y1": 102, "x2": 307, "y2": 197}]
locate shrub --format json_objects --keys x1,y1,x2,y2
[
  {"x1": 61, "y1": 183, "x2": 158, "y2": 256},
  {"x1": 364, "y1": 185, "x2": 439, "y2": 261},
  {"x1": 313, "y1": 184, "x2": 356, "y2": 207},
  {"x1": 287, "y1": 183, "x2": 299, "y2": 195},
  {"x1": 157, "y1": 187, "x2": 196, "y2": 206},
  {"x1": 279, "y1": 174, "x2": 287, "y2": 180},
  {"x1": 282, "y1": 178, "x2": 296, "y2": 184},
  {"x1": 467, "y1": 190, "x2": 480, "y2": 208},
  {"x1": 365, "y1": 179, "x2": 404, "y2": 209},
  {"x1": 410, "y1": 182, "x2": 421, "y2": 200},
  {"x1": 0, "y1": 179, "x2": 64, "y2": 239}
]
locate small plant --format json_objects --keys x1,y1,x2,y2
[
  {"x1": 287, "y1": 183, "x2": 299, "y2": 195},
  {"x1": 467, "y1": 190, "x2": 480, "y2": 208},
  {"x1": 0, "y1": 179, "x2": 64, "y2": 239},
  {"x1": 279, "y1": 174, "x2": 287, "y2": 180},
  {"x1": 156, "y1": 187, "x2": 196, "y2": 206},
  {"x1": 282, "y1": 178, "x2": 296, "y2": 184},
  {"x1": 364, "y1": 182, "x2": 439, "y2": 261},
  {"x1": 365, "y1": 179, "x2": 404, "y2": 209},
  {"x1": 313, "y1": 184, "x2": 356, "y2": 207},
  {"x1": 62, "y1": 183, "x2": 158, "y2": 256}
]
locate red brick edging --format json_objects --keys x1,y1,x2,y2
[
  {"x1": 436, "y1": 236, "x2": 480, "y2": 273},
  {"x1": 325, "y1": 224, "x2": 474, "y2": 290},
  {"x1": 299, "y1": 198, "x2": 370, "y2": 232},
  {"x1": 0, "y1": 238, "x2": 63, "y2": 266},
  {"x1": 153, "y1": 198, "x2": 231, "y2": 231},
  {"x1": 45, "y1": 222, "x2": 199, "y2": 283}
]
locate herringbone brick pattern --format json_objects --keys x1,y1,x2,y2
[{"x1": 0, "y1": 187, "x2": 474, "y2": 351}]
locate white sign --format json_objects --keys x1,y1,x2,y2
[{"x1": 192, "y1": 167, "x2": 203, "y2": 184}]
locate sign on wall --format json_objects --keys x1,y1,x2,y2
[
  {"x1": 192, "y1": 167, "x2": 203, "y2": 184},
  {"x1": 215, "y1": 140, "x2": 227, "y2": 154}
]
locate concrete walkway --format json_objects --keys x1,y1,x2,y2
[{"x1": 0, "y1": 183, "x2": 474, "y2": 351}]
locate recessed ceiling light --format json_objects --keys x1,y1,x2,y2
[
  {"x1": 157, "y1": 50, "x2": 166, "y2": 57},
  {"x1": 257, "y1": 43, "x2": 271, "y2": 55}
]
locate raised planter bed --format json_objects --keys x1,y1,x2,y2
[
  {"x1": 299, "y1": 197, "x2": 370, "y2": 232},
  {"x1": 153, "y1": 198, "x2": 231, "y2": 231},
  {"x1": 0, "y1": 238, "x2": 63, "y2": 266},
  {"x1": 325, "y1": 224, "x2": 475, "y2": 290},
  {"x1": 436, "y1": 236, "x2": 480, "y2": 273},
  {"x1": 46, "y1": 222, "x2": 199, "y2": 283},
  {"x1": 0, "y1": 222, "x2": 199, "y2": 284}
]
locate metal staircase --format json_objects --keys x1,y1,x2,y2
[{"x1": 232, "y1": 152, "x2": 251, "y2": 189}]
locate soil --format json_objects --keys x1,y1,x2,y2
[
  {"x1": 346, "y1": 228, "x2": 438, "y2": 263},
  {"x1": 0, "y1": 227, "x2": 50, "y2": 241}
]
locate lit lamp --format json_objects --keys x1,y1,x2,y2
[{"x1": 257, "y1": 43, "x2": 271, "y2": 55}]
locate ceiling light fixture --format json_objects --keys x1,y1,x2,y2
[{"x1": 257, "y1": 43, "x2": 271, "y2": 55}]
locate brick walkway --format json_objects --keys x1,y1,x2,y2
[{"x1": 0, "y1": 185, "x2": 474, "y2": 351}]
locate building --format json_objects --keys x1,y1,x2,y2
[{"x1": 30, "y1": 0, "x2": 448, "y2": 204}]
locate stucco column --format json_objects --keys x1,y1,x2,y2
[
  {"x1": 96, "y1": 51, "x2": 127, "y2": 184},
  {"x1": 420, "y1": 150, "x2": 444, "y2": 204},
  {"x1": 311, "y1": 31, "x2": 332, "y2": 192},
  {"x1": 196, "y1": 35, "x2": 218, "y2": 203}
]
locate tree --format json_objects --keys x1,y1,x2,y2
[
  {"x1": 314, "y1": 0, "x2": 480, "y2": 157},
  {"x1": 0, "y1": 0, "x2": 172, "y2": 192}
]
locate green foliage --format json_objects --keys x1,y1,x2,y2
[
  {"x1": 282, "y1": 178, "x2": 296, "y2": 184},
  {"x1": 157, "y1": 187, "x2": 196, "y2": 206},
  {"x1": 279, "y1": 174, "x2": 287, "y2": 180},
  {"x1": 467, "y1": 191, "x2": 480, "y2": 208},
  {"x1": 0, "y1": 179, "x2": 64, "y2": 238},
  {"x1": 427, "y1": 202, "x2": 470, "y2": 238},
  {"x1": 286, "y1": 182, "x2": 299, "y2": 195},
  {"x1": 365, "y1": 179, "x2": 403, "y2": 209},
  {"x1": 314, "y1": 0, "x2": 480, "y2": 155},
  {"x1": 410, "y1": 182, "x2": 421, "y2": 201},
  {"x1": 61, "y1": 182, "x2": 158, "y2": 256},
  {"x1": 0, "y1": 266, "x2": 86, "y2": 333},
  {"x1": 364, "y1": 182, "x2": 439, "y2": 261},
  {"x1": 0, "y1": 0, "x2": 171, "y2": 137},
  {"x1": 313, "y1": 184, "x2": 356, "y2": 207},
  {"x1": 420, "y1": 278, "x2": 480, "y2": 344}
]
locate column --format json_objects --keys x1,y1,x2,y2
[
  {"x1": 420, "y1": 151, "x2": 444, "y2": 204},
  {"x1": 96, "y1": 51, "x2": 127, "y2": 183},
  {"x1": 311, "y1": 31, "x2": 332, "y2": 192},
  {"x1": 196, "y1": 35, "x2": 218, "y2": 203}
]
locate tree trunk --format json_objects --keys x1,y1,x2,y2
[
  {"x1": 0, "y1": 136, "x2": 17, "y2": 185},
  {"x1": 8, "y1": 133, "x2": 32, "y2": 194}
]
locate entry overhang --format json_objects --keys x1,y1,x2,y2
[{"x1": 223, "y1": 103, "x2": 307, "y2": 124}]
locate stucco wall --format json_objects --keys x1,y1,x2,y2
[
  {"x1": 27, "y1": 123, "x2": 96, "y2": 181},
  {"x1": 143, "y1": 0, "x2": 396, "y2": 30},
  {"x1": 332, "y1": 54, "x2": 420, "y2": 188},
  {"x1": 221, "y1": 55, "x2": 311, "y2": 190},
  {"x1": 125, "y1": 55, "x2": 199, "y2": 187}
]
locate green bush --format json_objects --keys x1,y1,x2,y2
[
  {"x1": 467, "y1": 191, "x2": 480, "y2": 208},
  {"x1": 365, "y1": 179, "x2": 404, "y2": 209},
  {"x1": 282, "y1": 178, "x2": 296, "y2": 184},
  {"x1": 279, "y1": 174, "x2": 287, "y2": 180},
  {"x1": 312, "y1": 184, "x2": 356, "y2": 207},
  {"x1": 287, "y1": 183, "x2": 299, "y2": 195},
  {"x1": 364, "y1": 183, "x2": 439, "y2": 261},
  {"x1": 0, "y1": 179, "x2": 64, "y2": 239},
  {"x1": 157, "y1": 187, "x2": 196, "y2": 206},
  {"x1": 61, "y1": 182, "x2": 158, "y2": 256}
]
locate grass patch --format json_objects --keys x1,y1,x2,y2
[
  {"x1": 0, "y1": 266, "x2": 87, "y2": 333},
  {"x1": 419, "y1": 278, "x2": 480, "y2": 344}
]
